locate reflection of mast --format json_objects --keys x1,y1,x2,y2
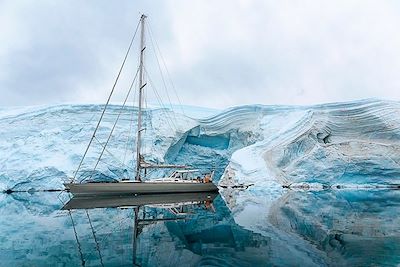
[
  {"x1": 133, "y1": 207, "x2": 140, "y2": 266},
  {"x1": 131, "y1": 206, "x2": 187, "y2": 266}
]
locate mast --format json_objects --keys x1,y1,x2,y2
[{"x1": 135, "y1": 14, "x2": 147, "y2": 181}]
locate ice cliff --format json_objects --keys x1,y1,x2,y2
[
  {"x1": 0, "y1": 99, "x2": 399, "y2": 192},
  {"x1": 218, "y1": 99, "x2": 400, "y2": 189}
]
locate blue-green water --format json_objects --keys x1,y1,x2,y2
[{"x1": 0, "y1": 190, "x2": 399, "y2": 266}]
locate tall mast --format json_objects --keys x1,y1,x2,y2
[{"x1": 135, "y1": 14, "x2": 146, "y2": 181}]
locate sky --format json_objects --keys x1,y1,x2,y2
[{"x1": 1, "y1": 0, "x2": 400, "y2": 109}]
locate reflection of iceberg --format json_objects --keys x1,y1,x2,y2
[
  {"x1": 1, "y1": 191, "x2": 332, "y2": 266},
  {"x1": 227, "y1": 188, "x2": 400, "y2": 267},
  {"x1": 135, "y1": 195, "x2": 325, "y2": 267},
  {"x1": 290, "y1": 190, "x2": 400, "y2": 266},
  {"x1": 2, "y1": 189, "x2": 398, "y2": 265}
]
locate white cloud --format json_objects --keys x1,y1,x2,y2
[
  {"x1": 162, "y1": 0, "x2": 400, "y2": 107},
  {"x1": 1, "y1": 0, "x2": 400, "y2": 108}
]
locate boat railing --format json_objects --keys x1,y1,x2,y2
[{"x1": 165, "y1": 170, "x2": 214, "y2": 183}]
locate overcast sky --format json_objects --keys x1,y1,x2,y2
[{"x1": 1, "y1": 0, "x2": 400, "y2": 109}]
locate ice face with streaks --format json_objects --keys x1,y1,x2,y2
[
  {"x1": 1, "y1": 99, "x2": 400, "y2": 192},
  {"x1": 218, "y1": 99, "x2": 400, "y2": 189}
]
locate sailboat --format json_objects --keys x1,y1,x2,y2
[{"x1": 64, "y1": 14, "x2": 218, "y2": 196}]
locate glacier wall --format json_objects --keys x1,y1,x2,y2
[
  {"x1": 219, "y1": 99, "x2": 400, "y2": 189},
  {"x1": 0, "y1": 99, "x2": 399, "y2": 192},
  {"x1": 0, "y1": 105, "x2": 198, "y2": 191}
]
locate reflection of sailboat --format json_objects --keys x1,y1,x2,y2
[
  {"x1": 64, "y1": 14, "x2": 218, "y2": 196},
  {"x1": 62, "y1": 192, "x2": 218, "y2": 210},
  {"x1": 64, "y1": 192, "x2": 217, "y2": 267}
]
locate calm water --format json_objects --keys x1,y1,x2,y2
[{"x1": 0, "y1": 189, "x2": 399, "y2": 266}]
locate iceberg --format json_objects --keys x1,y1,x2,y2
[{"x1": 1, "y1": 99, "x2": 400, "y2": 192}]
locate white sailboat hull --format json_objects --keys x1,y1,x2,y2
[{"x1": 64, "y1": 181, "x2": 218, "y2": 196}]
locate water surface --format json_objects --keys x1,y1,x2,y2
[{"x1": 0, "y1": 189, "x2": 399, "y2": 266}]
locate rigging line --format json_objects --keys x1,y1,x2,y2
[
  {"x1": 141, "y1": 34, "x2": 176, "y2": 130},
  {"x1": 139, "y1": 85, "x2": 150, "y2": 164},
  {"x1": 142, "y1": 89, "x2": 148, "y2": 157},
  {"x1": 147, "y1": 84, "x2": 175, "y2": 132},
  {"x1": 68, "y1": 211, "x2": 85, "y2": 267},
  {"x1": 122, "y1": 101, "x2": 136, "y2": 167},
  {"x1": 143, "y1": 76, "x2": 171, "y2": 122},
  {"x1": 72, "y1": 18, "x2": 141, "y2": 182},
  {"x1": 144, "y1": 94, "x2": 154, "y2": 162},
  {"x1": 146, "y1": 25, "x2": 177, "y2": 122},
  {"x1": 79, "y1": 128, "x2": 131, "y2": 181},
  {"x1": 91, "y1": 135, "x2": 134, "y2": 172},
  {"x1": 98, "y1": 152, "x2": 135, "y2": 172},
  {"x1": 84, "y1": 67, "x2": 140, "y2": 182},
  {"x1": 144, "y1": 67, "x2": 178, "y2": 131},
  {"x1": 123, "y1": 81, "x2": 138, "y2": 171},
  {"x1": 97, "y1": 144, "x2": 135, "y2": 173},
  {"x1": 85, "y1": 210, "x2": 105, "y2": 267},
  {"x1": 147, "y1": 21, "x2": 186, "y2": 116},
  {"x1": 69, "y1": 111, "x2": 98, "y2": 140},
  {"x1": 123, "y1": 55, "x2": 139, "y2": 171},
  {"x1": 56, "y1": 189, "x2": 66, "y2": 205}
]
